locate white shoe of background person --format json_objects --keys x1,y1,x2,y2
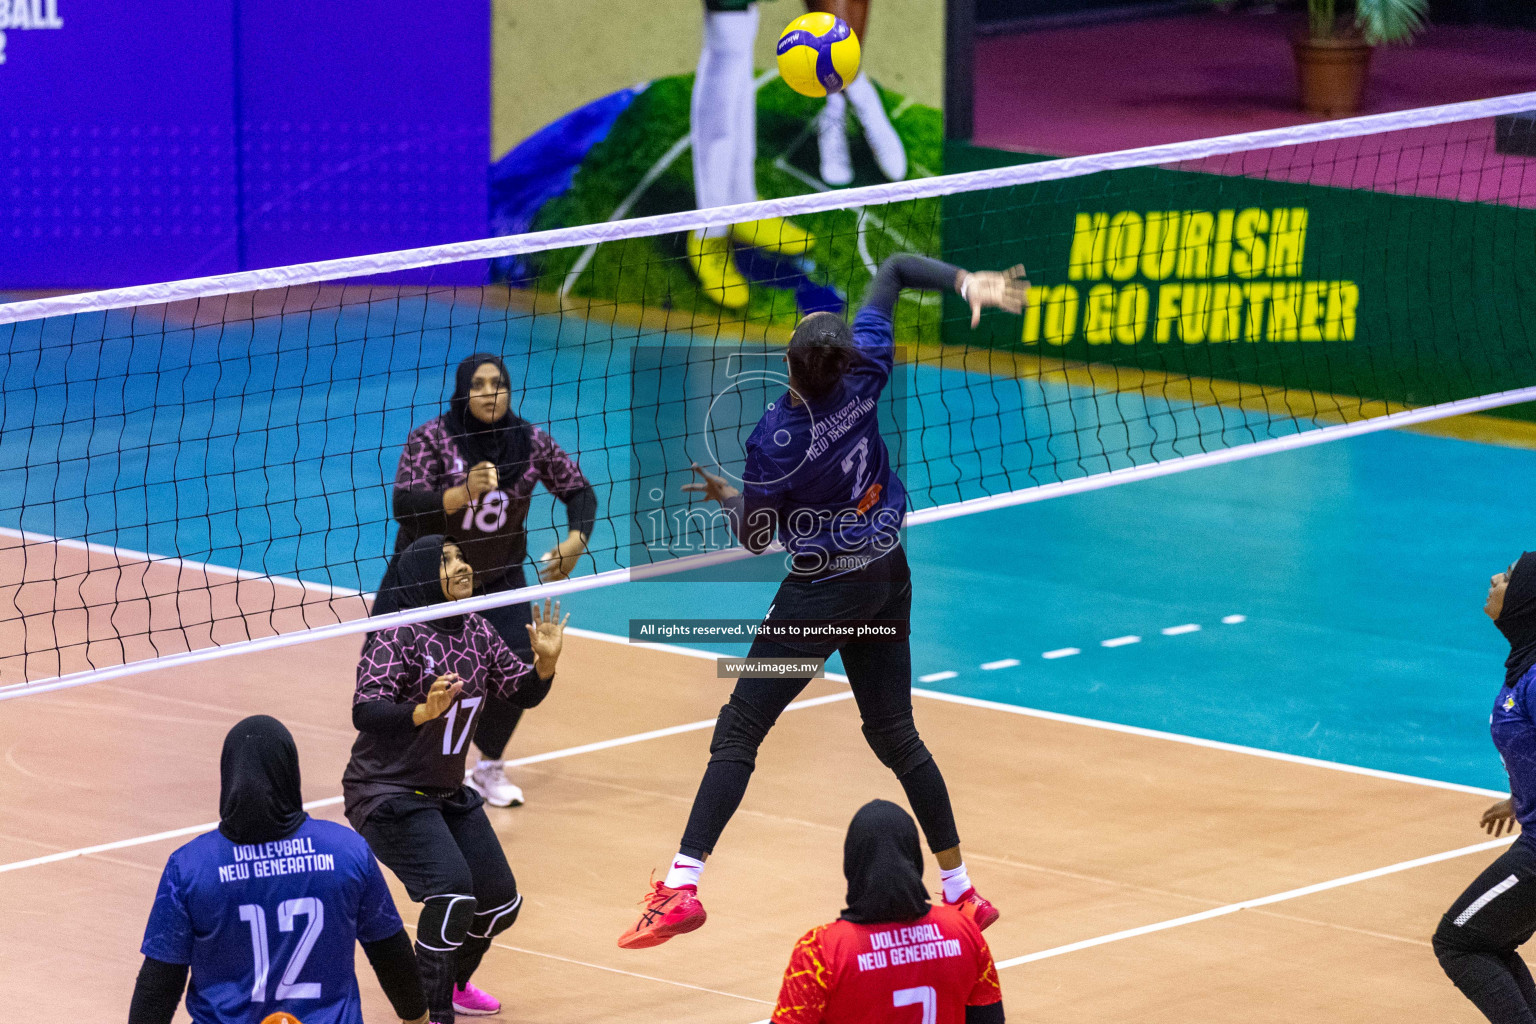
[
  {"x1": 465, "y1": 761, "x2": 525, "y2": 807},
  {"x1": 845, "y1": 73, "x2": 907, "y2": 182},
  {"x1": 818, "y1": 91, "x2": 855, "y2": 186}
]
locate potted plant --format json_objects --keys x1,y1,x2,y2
[{"x1": 1293, "y1": 0, "x2": 1428, "y2": 116}]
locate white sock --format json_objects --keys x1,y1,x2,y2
[
  {"x1": 843, "y1": 73, "x2": 907, "y2": 180},
  {"x1": 691, "y1": 7, "x2": 759, "y2": 235},
  {"x1": 664, "y1": 853, "x2": 705, "y2": 890},
  {"x1": 939, "y1": 862, "x2": 972, "y2": 903},
  {"x1": 843, "y1": 73, "x2": 886, "y2": 127}
]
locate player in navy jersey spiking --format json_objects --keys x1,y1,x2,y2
[
  {"x1": 345, "y1": 534, "x2": 567, "y2": 1022},
  {"x1": 618, "y1": 253, "x2": 1028, "y2": 950},
  {"x1": 130, "y1": 715, "x2": 428, "y2": 1024}
]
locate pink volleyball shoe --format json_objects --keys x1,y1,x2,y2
[{"x1": 453, "y1": 981, "x2": 501, "y2": 1016}]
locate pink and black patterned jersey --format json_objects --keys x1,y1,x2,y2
[
  {"x1": 393, "y1": 415, "x2": 591, "y2": 584},
  {"x1": 342, "y1": 615, "x2": 538, "y2": 828}
]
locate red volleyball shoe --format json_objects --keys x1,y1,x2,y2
[
  {"x1": 945, "y1": 886, "x2": 1000, "y2": 931},
  {"x1": 617, "y1": 879, "x2": 708, "y2": 949}
]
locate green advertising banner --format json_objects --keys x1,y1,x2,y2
[{"x1": 940, "y1": 152, "x2": 1536, "y2": 419}]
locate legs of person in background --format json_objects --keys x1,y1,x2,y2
[
  {"x1": 466, "y1": 701, "x2": 525, "y2": 807},
  {"x1": 1434, "y1": 842, "x2": 1536, "y2": 1024},
  {"x1": 817, "y1": 91, "x2": 854, "y2": 185},
  {"x1": 690, "y1": 1, "x2": 758, "y2": 308},
  {"x1": 806, "y1": 0, "x2": 908, "y2": 183},
  {"x1": 465, "y1": 593, "x2": 535, "y2": 807}
]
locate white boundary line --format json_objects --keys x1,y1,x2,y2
[
  {"x1": 1, "y1": 533, "x2": 1508, "y2": 802},
  {"x1": 11, "y1": 379, "x2": 1536, "y2": 702},
  {"x1": 2, "y1": 91, "x2": 1532, "y2": 326},
  {"x1": 0, "y1": 689, "x2": 855, "y2": 876},
  {"x1": 0, "y1": 526, "x2": 353, "y2": 596},
  {"x1": 908, "y1": 688, "x2": 1508, "y2": 798},
  {"x1": 992, "y1": 836, "x2": 1515, "y2": 969}
]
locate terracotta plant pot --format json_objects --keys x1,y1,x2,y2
[{"x1": 1292, "y1": 34, "x2": 1373, "y2": 116}]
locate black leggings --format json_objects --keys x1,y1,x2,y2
[
  {"x1": 472, "y1": 582, "x2": 535, "y2": 761},
  {"x1": 1436, "y1": 839, "x2": 1536, "y2": 1024},
  {"x1": 679, "y1": 546, "x2": 960, "y2": 860},
  {"x1": 361, "y1": 790, "x2": 520, "y2": 1021}
]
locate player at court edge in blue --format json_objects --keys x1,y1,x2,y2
[
  {"x1": 129, "y1": 716, "x2": 429, "y2": 1024},
  {"x1": 1436, "y1": 552, "x2": 1536, "y2": 1024},
  {"x1": 618, "y1": 252, "x2": 1028, "y2": 950}
]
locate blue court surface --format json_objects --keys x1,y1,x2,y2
[{"x1": 3, "y1": 299, "x2": 1530, "y2": 793}]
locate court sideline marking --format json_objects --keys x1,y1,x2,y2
[{"x1": 0, "y1": 691, "x2": 854, "y2": 876}]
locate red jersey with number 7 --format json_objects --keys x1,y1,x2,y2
[{"x1": 771, "y1": 904, "x2": 1002, "y2": 1024}]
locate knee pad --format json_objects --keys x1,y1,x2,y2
[
  {"x1": 861, "y1": 715, "x2": 930, "y2": 777},
  {"x1": 707, "y1": 697, "x2": 773, "y2": 770},
  {"x1": 468, "y1": 892, "x2": 523, "y2": 939},
  {"x1": 417, "y1": 894, "x2": 477, "y2": 952}
]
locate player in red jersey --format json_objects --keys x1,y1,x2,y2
[{"x1": 771, "y1": 800, "x2": 1003, "y2": 1024}]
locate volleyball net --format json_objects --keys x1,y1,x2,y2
[{"x1": 3, "y1": 91, "x2": 1535, "y2": 697}]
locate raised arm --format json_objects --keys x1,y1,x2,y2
[{"x1": 863, "y1": 253, "x2": 1029, "y2": 327}]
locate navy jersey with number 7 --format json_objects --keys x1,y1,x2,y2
[
  {"x1": 140, "y1": 817, "x2": 404, "y2": 1024},
  {"x1": 743, "y1": 306, "x2": 906, "y2": 570}
]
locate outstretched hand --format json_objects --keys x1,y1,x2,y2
[
  {"x1": 527, "y1": 599, "x2": 570, "y2": 679},
  {"x1": 682, "y1": 463, "x2": 740, "y2": 505},
  {"x1": 961, "y1": 265, "x2": 1030, "y2": 327},
  {"x1": 1482, "y1": 797, "x2": 1518, "y2": 837}
]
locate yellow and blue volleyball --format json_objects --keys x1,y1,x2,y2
[{"x1": 776, "y1": 13, "x2": 861, "y2": 98}]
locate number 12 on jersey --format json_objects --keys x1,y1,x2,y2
[{"x1": 238, "y1": 898, "x2": 325, "y2": 1002}]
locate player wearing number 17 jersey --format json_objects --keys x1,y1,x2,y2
[
  {"x1": 619, "y1": 255, "x2": 1029, "y2": 950},
  {"x1": 130, "y1": 716, "x2": 427, "y2": 1024},
  {"x1": 344, "y1": 535, "x2": 567, "y2": 1023},
  {"x1": 772, "y1": 801, "x2": 1004, "y2": 1024}
]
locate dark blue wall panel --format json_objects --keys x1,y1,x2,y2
[
  {"x1": 0, "y1": 2, "x2": 489, "y2": 290},
  {"x1": 1, "y1": 3, "x2": 239, "y2": 288}
]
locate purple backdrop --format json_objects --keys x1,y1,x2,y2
[{"x1": 0, "y1": 1, "x2": 489, "y2": 290}]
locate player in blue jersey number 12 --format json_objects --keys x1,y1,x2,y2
[
  {"x1": 130, "y1": 716, "x2": 428, "y2": 1024},
  {"x1": 618, "y1": 253, "x2": 1028, "y2": 950}
]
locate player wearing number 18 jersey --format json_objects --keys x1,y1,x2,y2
[
  {"x1": 388, "y1": 352, "x2": 596, "y2": 808},
  {"x1": 130, "y1": 716, "x2": 427, "y2": 1024},
  {"x1": 772, "y1": 801, "x2": 1004, "y2": 1024},
  {"x1": 619, "y1": 254, "x2": 1029, "y2": 950},
  {"x1": 344, "y1": 535, "x2": 567, "y2": 1023}
]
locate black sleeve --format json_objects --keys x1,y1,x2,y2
[
  {"x1": 353, "y1": 699, "x2": 417, "y2": 736},
  {"x1": 862, "y1": 253, "x2": 964, "y2": 318},
  {"x1": 127, "y1": 956, "x2": 187, "y2": 1024},
  {"x1": 562, "y1": 484, "x2": 598, "y2": 540},
  {"x1": 393, "y1": 487, "x2": 448, "y2": 540},
  {"x1": 512, "y1": 670, "x2": 554, "y2": 710},
  {"x1": 966, "y1": 1001, "x2": 1005, "y2": 1024},
  {"x1": 361, "y1": 928, "x2": 428, "y2": 1022}
]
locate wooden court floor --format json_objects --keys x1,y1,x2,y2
[{"x1": 0, "y1": 626, "x2": 1511, "y2": 1023}]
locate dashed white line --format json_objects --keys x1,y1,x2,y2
[
  {"x1": 980, "y1": 659, "x2": 1021, "y2": 671},
  {"x1": 1042, "y1": 648, "x2": 1081, "y2": 660},
  {"x1": 919, "y1": 670, "x2": 958, "y2": 683},
  {"x1": 1222, "y1": 614, "x2": 1248, "y2": 624},
  {"x1": 1161, "y1": 624, "x2": 1201, "y2": 636},
  {"x1": 1101, "y1": 635, "x2": 1141, "y2": 648}
]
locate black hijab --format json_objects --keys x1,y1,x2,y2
[
  {"x1": 218, "y1": 715, "x2": 307, "y2": 845},
  {"x1": 444, "y1": 353, "x2": 532, "y2": 481},
  {"x1": 840, "y1": 799, "x2": 932, "y2": 925},
  {"x1": 374, "y1": 534, "x2": 463, "y2": 633},
  {"x1": 1499, "y1": 552, "x2": 1536, "y2": 687}
]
